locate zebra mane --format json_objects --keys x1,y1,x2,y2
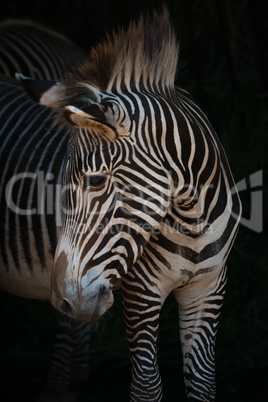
[
  {"x1": 18, "y1": 8, "x2": 180, "y2": 138},
  {"x1": 70, "y1": 8, "x2": 179, "y2": 93}
]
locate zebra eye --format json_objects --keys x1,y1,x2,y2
[{"x1": 83, "y1": 174, "x2": 106, "y2": 188}]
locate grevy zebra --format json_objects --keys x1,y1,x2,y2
[
  {"x1": 0, "y1": 21, "x2": 89, "y2": 402},
  {"x1": 17, "y1": 9, "x2": 242, "y2": 401}
]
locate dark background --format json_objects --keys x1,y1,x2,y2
[{"x1": 0, "y1": 0, "x2": 267, "y2": 401}]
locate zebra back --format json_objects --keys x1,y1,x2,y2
[{"x1": 0, "y1": 20, "x2": 88, "y2": 79}]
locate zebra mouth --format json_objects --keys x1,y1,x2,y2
[
  {"x1": 112, "y1": 278, "x2": 122, "y2": 292},
  {"x1": 89, "y1": 285, "x2": 114, "y2": 321},
  {"x1": 90, "y1": 291, "x2": 104, "y2": 320}
]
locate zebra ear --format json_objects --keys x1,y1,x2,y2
[
  {"x1": 15, "y1": 73, "x2": 64, "y2": 107},
  {"x1": 16, "y1": 73, "x2": 131, "y2": 140},
  {"x1": 63, "y1": 102, "x2": 130, "y2": 141},
  {"x1": 63, "y1": 105, "x2": 117, "y2": 140}
]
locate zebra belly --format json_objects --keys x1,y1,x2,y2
[
  {"x1": 0, "y1": 220, "x2": 56, "y2": 300},
  {"x1": 0, "y1": 252, "x2": 52, "y2": 300}
]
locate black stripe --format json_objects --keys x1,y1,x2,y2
[{"x1": 152, "y1": 212, "x2": 237, "y2": 264}]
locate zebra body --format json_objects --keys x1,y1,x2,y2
[
  {"x1": 0, "y1": 20, "x2": 87, "y2": 79},
  {"x1": 0, "y1": 20, "x2": 88, "y2": 294},
  {"x1": 0, "y1": 79, "x2": 90, "y2": 400},
  {"x1": 0, "y1": 79, "x2": 67, "y2": 298},
  {"x1": 0, "y1": 21, "x2": 90, "y2": 401},
  {"x1": 16, "y1": 9, "x2": 241, "y2": 402}
]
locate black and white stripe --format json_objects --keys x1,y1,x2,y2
[
  {"x1": 0, "y1": 22, "x2": 90, "y2": 401},
  {"x1": 14, "y1": 9, "x2": 242, "y2": 401},
  {"x1": 38, "y1": 319, "x2": 90, "y2": 401},
  {"x1": 0, "y1": 20, "x2": 87, "y2": 79}
]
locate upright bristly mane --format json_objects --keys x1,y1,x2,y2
[
  {"x1": 73, "y1": 8, "x2": 179, "y2": 93},
  {"x1": 17, "y1": 8, "x2": 180, "y2": 137}
]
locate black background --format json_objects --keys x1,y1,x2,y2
[{"x1": 0, "y1": 1, "x2": 267, "y2": 401}]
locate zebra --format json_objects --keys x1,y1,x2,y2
[
  {"x1": 0, "y1": 19, "x2": 87, "y2": 79},
  {"x1": 0, "y1": 75, "x2": 91, "y2": 402},
  {"x1": 0, "y1": 21, "x2": 90, "y2": 401},
  {"x1": 15, "y1": 9, "x2": 242, "y2": 402}
]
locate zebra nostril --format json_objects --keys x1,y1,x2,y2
[
  {"x1": 99, "y1": 284, "x2": 108, "y2": 296},
  {"x1": 61, "y1": 299, "x2": 73, "y2": 316}
]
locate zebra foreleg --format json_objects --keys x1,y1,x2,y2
[
  {"x1": 123, "y1": 272, "x2": 165, "y2": 401},
  {"x1": 37, "y1": 319, "x2": 90, "y2": 402},
  {"x1": 173, "y1": 265, "x2": 227, "y2": 401},
  {"x1": 70, "y1": 322, "x2": 91, "y2": 391}
]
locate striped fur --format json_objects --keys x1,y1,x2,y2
[
  {"x1": 0, "y1": 20, "x2": 87, "y2": 79},
  {"x1": 16, "y1": 9, "x2": 242, "y2": 401},
  {"x1": 0, "y1": 79, "x2": 90, "y2": 401},
  {"x1": 0, "y1": 21, "x2": 90, "y2": 401}
]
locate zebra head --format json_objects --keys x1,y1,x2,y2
[{"x1": 17, "y1": 9, "x2": 179, "y2": 321}]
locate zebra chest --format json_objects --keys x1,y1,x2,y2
[{"x1": 145, "y1": 223, "x2": 228, "y2": 293}]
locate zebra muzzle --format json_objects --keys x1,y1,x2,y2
[{"x1": 51, "y1": 282, "x2": 114, "y2": 322}]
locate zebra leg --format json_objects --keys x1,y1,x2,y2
[
  {"x1": 123, "y1": 271, "x2": 166, "y2": 401},
  {"x1": 70, "y1": 322, "x2": 91, "y2": 391},
  {"x1": 173, "y1": 265, "x2": 227, "y2": 401},
  {"x1": 37, "y1": 319, "x2": 90, "y2": 402}
]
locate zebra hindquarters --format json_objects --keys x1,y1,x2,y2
[{"x1": 173, "y1": 264, "x2": 227, "y2": 402}]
